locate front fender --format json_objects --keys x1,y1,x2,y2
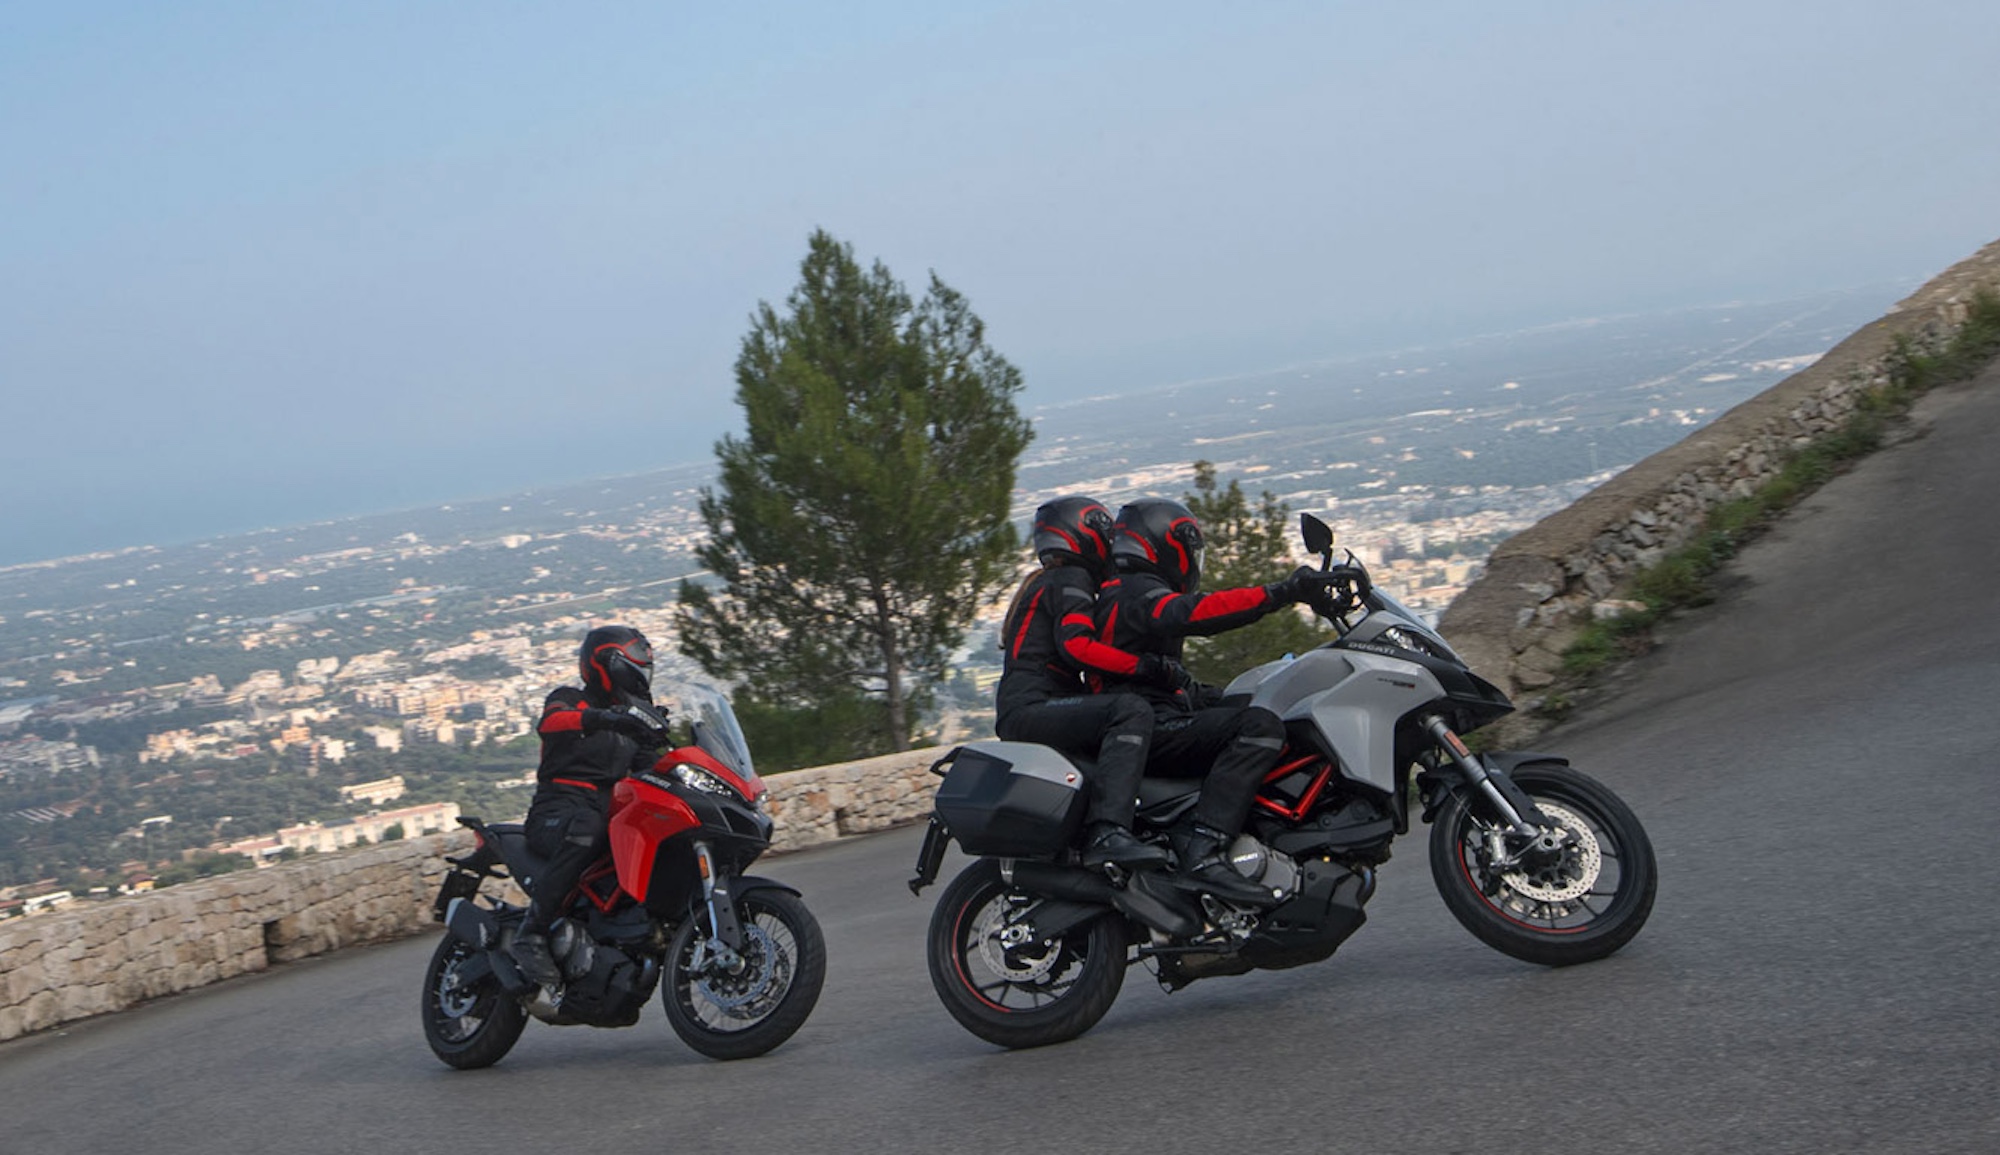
[
  {"x1": 729, "y1": 875, "x2": 803, "y2": 901},
  {"x1": 1480, "y1": 751, "x2": 1570, "y2": 775},
  {"x1": 1420, "y1": 751, "x2": 1568, "y2": 825}
]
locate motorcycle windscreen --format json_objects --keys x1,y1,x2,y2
[
  {"x1": 665, "y1": 682, "x2": 758, "y2": 782},
  {"x1": 608, "y1": 777, "x2": 701, "y2": 903}
]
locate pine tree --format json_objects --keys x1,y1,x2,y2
[
  {"x1": 1180, "y1": 461, "x2": 1328, "y2": 683},
  {"x1": 674, "y1": 231, "x2": 1032, "y2": 754}
]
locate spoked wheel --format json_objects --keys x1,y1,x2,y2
[
  {"x1": 1429, "y1": 761, "x2": 1656, "y2": 966},
  {"x1": 926, "y1": 859, "x2": 1127, "y2": 1050},
  {"x1": 421, "y1": 934, "x2": 527, "y2": 1069},
  {"x1": 662, "y1": 888, "x2": 827, "y2": 1061}
]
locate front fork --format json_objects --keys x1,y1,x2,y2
[
  {"x1": 1421, "y1": 715, "x2": 1553, "y2": 841},
  {"x1": 694, "y1": 841, "x2": 748, "y2": 975}
]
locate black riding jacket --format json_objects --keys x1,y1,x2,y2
[
  {"x1": 533, "y1": 686, "x2": 654, "y2": 796},
  {"x1": 1093, "y1": 569, "x2": 1285, "y2": 713},
  {"x1": 994, "y1": 563, "x2": 1149, "y2": 722}
]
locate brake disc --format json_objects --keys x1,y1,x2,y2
[
  {"x1": 975, "y1": 897, "x2": 1060, "y2": 983},
  {"x1": 1500, "y1": 800, "x2": 1601, "y2": 904},
  {"x1": 694, "y1": 923, "x2": 785, "y2": 1013}
]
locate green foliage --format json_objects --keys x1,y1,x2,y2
[
  {"x1": 152, "y1": 852, "x2": 252, "y2": 888},
  {"x1": 1178, "y1": 461, "x2": 1329, "y2": 684},
  {"x1": 1888, "y1": 288, "x2": 2000, "y2": 392},
  {"x1": 1560, "y1": 609, "x2": 1657, "y2": 678},
  {"x1": 444, "y1": 653, "x2": 519, "y2": 681},
  {"x1": 733, "y1": 689, "x2": 894, "y2": 774},
  {"x1": 675, "y1": 230, "x2": 1033, "y2": 755}
]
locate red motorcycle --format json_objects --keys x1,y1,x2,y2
[{"x1": 422, "y1": 684, "x2": 826, "y2": 1067}]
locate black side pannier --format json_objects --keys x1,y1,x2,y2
[{"x1": 932, "y1": 741, "x2": 1087, "y2": 858}]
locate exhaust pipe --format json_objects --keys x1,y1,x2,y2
[
  {"x1": 444, "y1": 897, "x2": 498, "y2": 950},
  {"x1": 1008, "y1": 860, "x2": 1202, "y2": 938}
]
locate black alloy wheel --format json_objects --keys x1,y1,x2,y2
[{"x1": 926, "y1": 859, "x2": 1128, "y2": 1049}]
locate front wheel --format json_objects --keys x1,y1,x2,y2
[
  {"x1": 421, "y1": 934, "x2": 527, "y2": 1069},
  {"x1": 1429, "y1": 761, "x2": 1656, "y2": 966},
  {"x1": 926, "y1": 859, "x2": 1127, "y2": 1050},
  {"x1": 662, "y1": 888, "x2": 826, "y2": 1061}
]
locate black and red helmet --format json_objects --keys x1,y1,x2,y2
[
  {"x1": 1032, "y1": 496, "x2": 1114, "y2": 576},
  {"x1": 1112, "y1": 498, "x2": 1206, "y2": 592},
  {"x1": 578, "y1": 625, "x2": 654, "y2": 706}
]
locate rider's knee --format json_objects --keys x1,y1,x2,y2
[
  {"x1": 1236, "y1": 706, "x2": 1284, "y2": 744},
  {"x1": 1107, "y1": 693, "x2": 1151, "y2": 731}
]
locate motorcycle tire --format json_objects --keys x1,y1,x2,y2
[
  {"x1": 926, "y1": 859, "x2": 1127, "y2": 1050},
  {"x1": 1429, "y1": 760, "x2": 1657, "y2": 966},
  {"x1": 421, "y1": 934, "x2": 528, "y2": 1069},
  {"x1": 662, "y1": 888, "x2": 827, "y2": 1061}
]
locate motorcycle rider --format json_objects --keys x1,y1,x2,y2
[
  {"x1": 995, "y1": 496, "x2": 1173, "y2": 871},
  {"x1": 508, "y1": 624, "x2": 672, "y2": 987},
  {"x1": 1093, "y1": 498, "x2": 1330, "y2": 906}
]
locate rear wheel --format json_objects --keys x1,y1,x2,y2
[
  {"x1": 421, "y1": 935, "x2": 527, "y2": 1069},
  {"x1": 1430, "y1": 761, "x2": 1656, "y2": 966},
  {"x1": 662, "y1": 888, "x2": 826, "y2": 1060},
  {"x1": 926, "y1": 859, "x2": 1127, "y2": 1049}
]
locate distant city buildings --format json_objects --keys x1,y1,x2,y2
[{"x1": 223, "y1": 800, "x2": 460, "y2": 863}]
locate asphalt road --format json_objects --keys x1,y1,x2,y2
[{"x1": 6, "y1": 369, "x2": 2000, "y2": 1154}]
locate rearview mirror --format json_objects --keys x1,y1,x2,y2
[{"x1": 1300, "y1": 513, "x2": 1334, "y2": 557}]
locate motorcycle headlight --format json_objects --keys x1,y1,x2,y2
[
  {"x1": 672, "y1": 764, "x2": 734, "y2": 797},
  {"x1": 1381, "y1": 627, "x2": 1433, "y2": 656}
]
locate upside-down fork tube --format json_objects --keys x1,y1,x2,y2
[
  {"x1": 1004, "y1": 860, "x2": 1203, "y2": 938},
  {"x1": 695, "y1": 841, "x2": 746, "y2": 955},
  {"x1": 1421, "y1": 715, "x2": 1550, "y2": 833}
]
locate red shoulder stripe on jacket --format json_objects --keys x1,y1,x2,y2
[
  {"x1": 539, "y1": 704, "x2": 586, "y2": 735},
  {"x1": 1008, "y1": 587, "x2": 1045, "y2": 660}
]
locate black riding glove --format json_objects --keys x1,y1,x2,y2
[
  {"x1": 1266, "y1": 565, "x2": 1326, "y2": 605},
  {"x1": 1136, "y1": 652, "x2": 1191, "y2": 690},
  {"x1": 582, "y1": 704, "x2": 671, "y2": 743}
]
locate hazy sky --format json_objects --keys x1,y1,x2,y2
[{"x1": 4, "y1": 1, "x2": 1996, "y2": 566}]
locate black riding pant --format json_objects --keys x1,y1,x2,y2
[
  {"x1": 1146, "y1": 706, "x2": 1286, "y2": 835},
  {"x1": 522, "y1": 786, "x2": 609, "y2": 932},
  {"x1": 995, "y1": 693, "x2": 1152, "y2": 829}
]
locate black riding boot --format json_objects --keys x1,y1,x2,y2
[
  {"x1": 509, "y1": 906, "x2": 562, "y2": 987},
  {"x1": 1081, "y1": 822, "x2": 1170, "y2": 870},
  {"x1": 1171, "y1": 823, "x2": 1278, "y2": 907}
]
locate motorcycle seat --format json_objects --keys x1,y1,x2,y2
[
  {"x1": 484, "y1": 824, "x2": 551, "y2": 882},
  {"x1": 1136, "y1": 777, "x2": 1201, "y2": 808}
]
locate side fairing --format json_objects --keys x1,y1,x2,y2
[
  {"x1": 1244, "y1": 649, "x2": 1444, "y2": 795},
  {"x1": 608, "y1": 777, "x2": 699, "y2": 902}
]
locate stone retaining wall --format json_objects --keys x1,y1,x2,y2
[
  {"x1": 1438, "y1": 237, "x2": 2000, "y2": 737},
  {"x1": 0, "y1": 745, "x2": 949, "y2": 1042}
]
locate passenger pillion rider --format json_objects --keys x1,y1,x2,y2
[
  {"x1": 508, "y1": 625, "x2": 672, "y2": 987},
  {"x1": 994, "y1": 496, "x2": 1174, "y2": 871},
  {"x1": 1093, "y1": 498, "x2": 1331, "y2": 906}
]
